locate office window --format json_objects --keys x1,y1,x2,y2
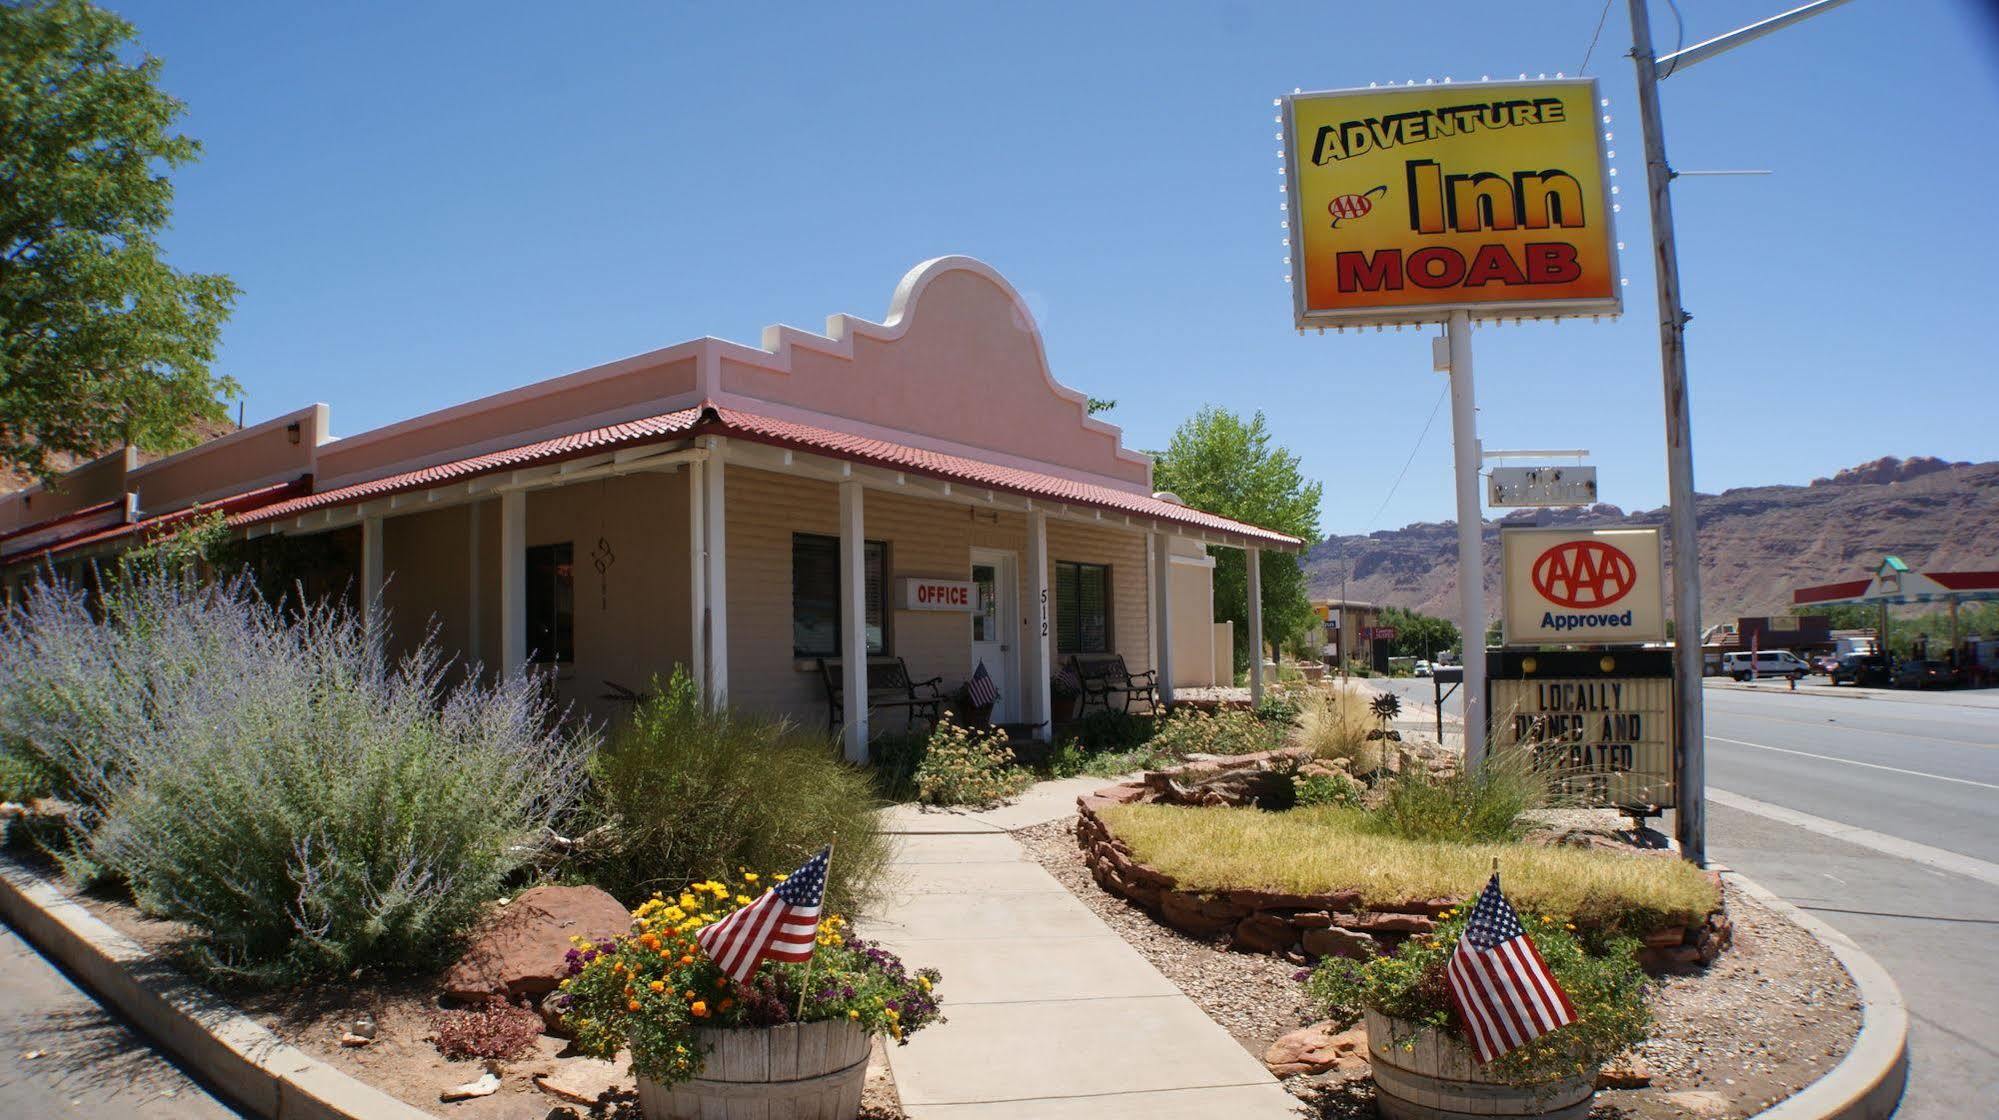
[
  {"x1": 1055, "y1": 561, "x2": 1111, "y2": 655},
  {"x1": 793, "y1": 533, "x2": 887, "y2": 657},
  {"x1": 526, "y1": 542, "x2": 574, "y2": 664}
]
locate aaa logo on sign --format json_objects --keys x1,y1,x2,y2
[{"x1": 1531, "y1": 540, "x2": 1635, "y2": 609}]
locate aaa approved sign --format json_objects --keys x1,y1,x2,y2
[
  {"x1": 1280, "y1": 79, "x2": 1621, "y2": 328},
  {"x1": 1500, "y1": 526, "x2": 1665, "y2": 645}
]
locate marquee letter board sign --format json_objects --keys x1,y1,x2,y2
[{"x1": 1487, "y1": 648, "x2": 1675, "y2": 810}]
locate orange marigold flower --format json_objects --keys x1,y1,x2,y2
[
  {"x1": 649, "y1": 980, "x2": 666, "y2": 992},
  {"x1": 690, "y1": 1000, "x2": 709, "y2": 1018},
  {"x1": 628, "y1": 1000, "x2": 642, "y2": 1012}
]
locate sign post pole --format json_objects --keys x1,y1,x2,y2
[
  {"x1": 1444, "y1": 309, "x2": 1488, "y2": 768},
  {"x1": 1627, "y1": 0, "x2": 1706, "y2": 866}
]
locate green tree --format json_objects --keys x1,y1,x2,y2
[
  {"x1": 1379, "y1": 605, "x2": 1459, "y2": 661},
  {"x1": 1, "y1": 0, "x2": 238, "y2": 481},
  {"x1": 1153, "y1": 407, "x2": 1322, "y2": 674}
]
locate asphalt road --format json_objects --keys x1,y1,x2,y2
[
  {"x1": 0, "y1": 921, "x2": 244, "y2": 1118},
  {"x1": 1376, "y1": 674, "x2": 1999, "y2": 1119}
]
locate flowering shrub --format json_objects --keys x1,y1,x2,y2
[
  {"x1": 431, "y1": 998, "x2": 546, "y2": 1061},
  {"x1": 1307, "y1": 905, "x2": 1649, "y2": 1087},
  {"x1": 558, "y1": 873, "x2": 942, "y2": 1087},
  {"x1": 913, "y1": 714, "x2": 1031, "y2": 807},
  {"x1": 1146, "y1": 708, "x2": 1286, "y2": 758}
]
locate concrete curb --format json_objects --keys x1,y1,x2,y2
[
  {"x1": 1730, "y1": 868, "x2": 1908, "y2": 1120},
  {"x1": 0, "y1": 854, "x2": 434, "y2": 1120}
]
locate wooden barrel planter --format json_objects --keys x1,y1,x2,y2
[
  {"x1": 1364, "y1": 1010, "x2": 1595, "y2": 1120},
  {"x1": 636, "y1": 1019, "x2": 871, "y2": 1120}
]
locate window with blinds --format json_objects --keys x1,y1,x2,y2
[
  {"x1": 1055, "y1": 561, "x2": 1111, "y2": 654},
  {"x1": 792, "y1": 533, "x2": 888, "y2": 657}
]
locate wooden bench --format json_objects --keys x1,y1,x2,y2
[
  {"x1": 1068, "y1": 653, "x2": 1160, "y2": 714},
  {"x1": 819, "y1": 657, "x2": 946, "y2": 734}
]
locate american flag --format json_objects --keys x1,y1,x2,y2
[
  {"x1": 967, "y1": 661, "x2": 999, "y2": 708},
  {"x1": 695, "y1": 847, "x2": 830, "y2": 984},
  {"x1": 1445, "y1": 874, "x2": 1577, "y2": 1064}
]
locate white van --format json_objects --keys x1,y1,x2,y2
[{"x1": 1721, "y1": 650, "x2": 1813, "y2": 681}]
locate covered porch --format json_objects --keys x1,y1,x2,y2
[{"x1": 233, "y1": 406, "x2": 1298, "y2": 759}]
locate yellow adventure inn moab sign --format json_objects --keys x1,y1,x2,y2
[{"x1": 1281, "y1": 79, "x2": 1621, "y2": 327}]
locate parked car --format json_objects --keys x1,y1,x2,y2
[
  {"x1": 1892, "y1": 659, "x2": 1952, "y2": 690},
  {"x1": 1812, "y1": 654, "x2": 1840, "y2": 674},
  {"x1": 1830, "y1": 654, "x2": 1891, "y2": 688},
  {"x1": 1721, "y1": 650, "x2": 1813, "y2": 681},
  {"x1": 1413, "y1": 660, "x2": 1433, "y2": 678}
]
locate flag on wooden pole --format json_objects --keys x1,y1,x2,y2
[
  {"x1": 696, "y1": 847, "x2": 830, "y2": 984},
  {"x1": 1444, "y1": 873, "x2": 1577, "y2": 1063}
]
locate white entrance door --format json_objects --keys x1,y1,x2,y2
[{"x1": 970, "y1": 549, "x2": 1018, "y2": 724}]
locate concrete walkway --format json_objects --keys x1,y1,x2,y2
[{"x1": 869, "y1": 779, "x2": 1299, "y2": 1119}]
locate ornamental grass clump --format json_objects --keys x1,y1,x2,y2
[
  {"x1": 558, "y1": 872, "x2": 943, "y2": 1088},
  {"x1": 1293, "y1": 686, "x2": 1381, "y2": 772},
  {"x1": 1307, "y1": 905, "x2": 1651, "y2": 1087},
  {"x1": 580, "y1": 669, "x2": 888, "y2": 915},
  {"x1": 0, "y1": 568, "x2": 596, "y2": 983},
  {"x1": 913, "y1": 714, "x2": 1031, "y2": 807}
]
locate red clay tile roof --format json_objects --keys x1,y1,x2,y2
[
  {"x1": 709, "y1": 406, "x2": 1302, "y2": 548},
  {"x1": 230, "y1": 404, "x2": 1301, "y2": 548},
  {"x1": 6, "y1": 480, "x2": 307, "y2": 566}
]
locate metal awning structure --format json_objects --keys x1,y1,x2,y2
[
  {"x1": 1794, "y1": 556, "x2": 1999, "y2": 607},
  {"x1": 1794, "y1": 556, "x2": 1999, "y2": 652}
]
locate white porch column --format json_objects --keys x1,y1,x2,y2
[
  {"x1": 1152, "y1": 531, "x2": 1176, "y2": 707},
  {"x1": 838, "y1": 480, "x2": 868, "y2": 762},
  {"x1": 702, "y1": 438, "x2": 729, "y2": 709},
  {"x1": 467, "y1": 502, "x2": 483, "y2": 670},
  {"x1": 1025, "y1": 510, "x2": 1053, "y2": 734},
  {"x1": 687, "y1": 458, "x2": 706, "y2": 698},
  {"x1": 500, "y1": 490, "x2": 526, "y2": 673},
  {"x1": 1247, "y1": 546, "x2": 1265, "y2": 710},
  {"x1": 360, "y1": 515, "x2": 384, "y2": 628}
]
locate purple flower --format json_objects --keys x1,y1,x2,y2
[{"x1": 1292, "y1": 969, "x2": 1311, "y2": 982}]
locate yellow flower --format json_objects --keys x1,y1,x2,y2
[
  {"x1": 918, "y1": 977, "x2": 931, "y2": 991},
  {"x1": 679, "y1": 893, "x2": 698, "y2": 910},
  {"x1": 848, "y1": 1010, "x2": 860, "y2": 1020},
  {"x1": 649, "y1": 980, "x2": 666, "y2": 992},
  {"x1": 743, "y1": 872, "x2": 759, "y2": 884},
  {"x1": 735, "y1": 894, "x2": 753, "y2": 906}
]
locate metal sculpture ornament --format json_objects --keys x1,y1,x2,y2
[
  {"x1": 1500, "y1": 527, "x2": 1664, "y2": 645},
  {"x1": 1280, "y1": 79, "x2": 1622, "y2": 328}
]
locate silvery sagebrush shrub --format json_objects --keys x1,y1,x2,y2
[{"x1": 0, "y1": 566, "x2": 596, "y2": 983}]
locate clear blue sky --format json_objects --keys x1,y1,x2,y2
[{"x1": 112, "y1": 0, "x2": 1998, "y2": 539}]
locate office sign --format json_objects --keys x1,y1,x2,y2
[
  {"x1": 1501, "y1": 526, "x2": 1664, "y2": 645},
  {"x1": 1488, "y1": 648, "x2": 1674, "y2": 809},
  {"x1": 896, "y1": 578, "x2": 976, "y2": 612},
  {"x1": 1488, "y1": 465, "x2": 1597, "y2": 508},
  {"x1": 1281, "y1": 79, "x2": 1621, "y2": 327}
]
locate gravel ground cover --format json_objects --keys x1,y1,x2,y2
[{"x1": 1017, "y1": 816, "x2": 1861, "y2": 1120}]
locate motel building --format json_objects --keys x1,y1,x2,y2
[{"x1": 0, "y1": 257, "x2": 1300, "y2": 758}]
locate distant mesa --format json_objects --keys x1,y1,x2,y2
[{"x1": 1308, "y1": 456, "x2": 1995, "y2": 623}]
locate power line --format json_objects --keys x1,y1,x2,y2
[
  {"x1": 1369, "y1": 381, "x2": 1450, "y2": 526},
  {"x1": 1578, "y1": 0, "x2": 1616, "y2": 74},
  {"x1": 1659, "y1": 0, "x2": 1689, "y2": 78}
]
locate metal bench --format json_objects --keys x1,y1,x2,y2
[
  {"x1": 819, "y1": 656, "x2": 946, "y2": 734},
  {"x1": 1068, "y1": 653, "x2": 1159, "y2": 714}
]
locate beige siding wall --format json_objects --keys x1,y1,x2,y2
[
  {"x1": 721, "y1": 466, "x2": 1162, "y2": 731},
  {"x1": 376, "y1": 471, "x2": 694, "y2": 724},
  {"x1": 1044, "y1": 520, "x2": 1154, "y2": 678},
  {"x1": 1169, "y1": 557, "x2": 1219, "y2": 688}
]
